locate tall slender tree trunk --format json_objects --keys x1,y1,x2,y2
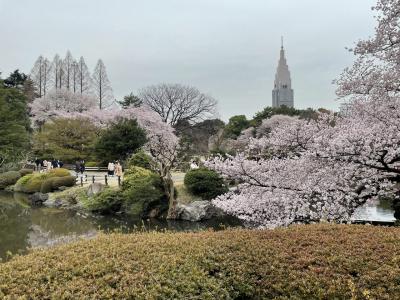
[{"x1": 164, "y1": 172, "x2": 177, "y2": 219}]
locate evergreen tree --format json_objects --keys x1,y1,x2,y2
[
  {"x1": 0, "y1": 84, "x2": 30, "y2": 169},
  {"x1": 94, "y1": 118, "x2": 147, "y2": 162},
  {"x1": 118, "y1": 92, "x2": 142, "y2": 108}
]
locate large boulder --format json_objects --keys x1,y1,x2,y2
[
  {"x1": 175, "y1": 200, "x2": 225, "y2": 222},
  {"x1": 28, "y1": 192, "x2": 49, "y2": 206},
  {"x1": 87, "y1": 183, "x2": 105, "y2": 197}
]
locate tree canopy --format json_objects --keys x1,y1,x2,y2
[
  {"x1": 33, "y1": 118, "x2": 99, "y2": 162},
  {"x1": 94, "y1": 118, "x2": 147, "y2": 162}
]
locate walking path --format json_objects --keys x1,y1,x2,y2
[{"x1": 72, "y1": 171, "x2": 186, "y2": 188}]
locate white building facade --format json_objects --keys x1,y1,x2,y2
[{"x1": 272, "y1": 42, "x2": 294, "y2": 108}]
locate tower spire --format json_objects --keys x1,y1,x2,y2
[{"x1": 272, "y1": 38, "x2": 294, "y2": 108}]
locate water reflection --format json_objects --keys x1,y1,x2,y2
[
  {"x1": 352, "y1": 199, "x2": 395, "y2": 222},
  {"x1": 0, "y1": 191, "x2": 241, "y2": 260}
]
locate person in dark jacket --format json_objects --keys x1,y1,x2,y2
[
  {"x1": 75, "y1": 160, "x2": 81, "y2": 175},
  {"x1": 80, "y1": 160, "x2": 85, "y2": 174}
]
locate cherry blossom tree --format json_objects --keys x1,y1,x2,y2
[
  {"x1": 29, "y1": 89, "x2": 97, "y2": 126},
  {"x1": 206, "y1": 0, "x2": 400, "y2": 227},
  {"x1": 60, "y1": 105, "x2": 181, "y2": 218}
]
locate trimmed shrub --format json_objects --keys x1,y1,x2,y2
[
  {"x1": 84, "y1": 188, "x2": 125, "y2": 213},
  {"x1": 49, "y1": 168, "x2": 70, "y2": 177},
  {"x1": 52, "y1": 176, "x2": 76, "y2": 189},
  {"x1": 122, "y1": 166, "x2": 152, "y2": 179},
  {"x1": 184, "y1": 168, "x2": 228, "y2": 200},
  {"x1": 40, "y1": 176, "x2": 76, "y2": 193},
  {"x1": 127, "y1": 151, "x2": 154, "y2": 170},
  {"x1": 0, "y1": 224, "x2": 399, "y2": 299},
  {"x1": 22, "y1": 173, "x2": 55, "y2": 193},
  {"x1": 14, "y1": 173, "x2": 56, "y2": 193},
  {"x1": 19, "y1": 169, "x2": 34, "y2": 177},
  {"x1": 85, "y1": 166, "x2": 167, "y2": 217},
  {"x1": 122, "y1": 170, "x2": 166, "y2": 216},
  {"x1": 0, "y1": 171, "x2": 21, "y2": 189},
  {"x1": 40, "y1": 178, "x2": 55, "y2": 193}
]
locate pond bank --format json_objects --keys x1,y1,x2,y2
[{"x1": 0, "y1": 191, "x2": 242, "y2": 261}]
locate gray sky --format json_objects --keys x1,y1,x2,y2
[{"x1": 0, "y1": 0, "x2": 376, "y2": 121}]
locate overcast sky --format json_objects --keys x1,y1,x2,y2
[{"x1": 0, "y1": 0, "x2": 376, "y2": 120}]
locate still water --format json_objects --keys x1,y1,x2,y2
[
  {"x1": 0, "y1": 191, "x2": 241, "y2": 261},
  {"x1": 0, "y1": 192, "x2": 396, "y2": 261}
]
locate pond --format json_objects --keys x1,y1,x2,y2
[
  {"x1": 0, "y1": 191, "x2": 241, "y2": 261},
  {"x1": 0, "y1": 192, "x2": 396, "y2": 261}
]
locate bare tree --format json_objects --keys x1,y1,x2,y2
[
  {"x1": 92, "y1": 59, "x2": 113, "y2": 109},
  {"x1": 138, "y1": 83, "x2": 217, "y2": 126},
  {"x1": 63, "y1": 50, "x2": 75, "y2": 90},
  {"x1": 76, "y1": 56, "x2": 92, "y2": 95},
  {"x1": 50, "y1": 54, "x2": 64, "y2": 89},
  {"x1": 72, "y1": 60, "x2": 79, "y2": 93},
  {"x1": 30, "y1": 56, "x2": 52, "y2": 97}
]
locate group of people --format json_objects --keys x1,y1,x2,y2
[
  {"x1": 107, "y1": 161, "x2": 123, "y2": 177},
  {"x1": 35, "y1": 158, "x2": 64, "y2": 172}
]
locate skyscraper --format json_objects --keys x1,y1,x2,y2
[{"x1": 272, "y1": 38, "x2": 294, "y2": 108}]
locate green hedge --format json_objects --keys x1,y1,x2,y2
[
  {"x1": 0, "y1": 224, "x2": 399, "y2": 299},
  {"x1": 184, "y1": 168, "x2": 228, "y2": 200},
  {"x1": 0, "y1": 171, "x2": 21, "y2": 189}
]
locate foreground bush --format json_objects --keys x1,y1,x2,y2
[
  {"x1": 184, "y1": 168, "x2": 228, "y2": 200},
  {"x1": 0, "y1": 224, "x2": 399, "y2": 299},
  {"x1": 0, "y1": 171, "x2": 21, "y2": 189}
]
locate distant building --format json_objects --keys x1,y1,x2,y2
[{"x1": 272, "y1": 39, "x2": 294, "y2": 108}]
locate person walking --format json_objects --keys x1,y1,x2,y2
[
  {"x1": 75, "y1": 160, "x2": 81, "y2": 176},
  {"x1": 107, "y1": 161, "x2": 115, "y2": 176},
  {"x1": 80, "y1": 160, "x2": 86, "y2": 174},
  {"x1": 46, "y1": 160, "x2": 52, "y2": 172},
  {"x1": 34, "y1": 158, "x2": 41, "y2": 172},
  {"x1": 115, "y1": 161, "x2": 123, "y2": 178}
]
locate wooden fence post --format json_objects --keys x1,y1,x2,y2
[
  {"x1": 92, "y1": 176, "x2": 95, "y2": 183},
  {"x1": 118, "y1": 176, "x2": 121, "y2": 186},
  {"x1": 80, "y1": 177, "x2": 83, "y2": 187},
  {"x1": 105, "y1": 175, "x2": 108, "y2": 186}
]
